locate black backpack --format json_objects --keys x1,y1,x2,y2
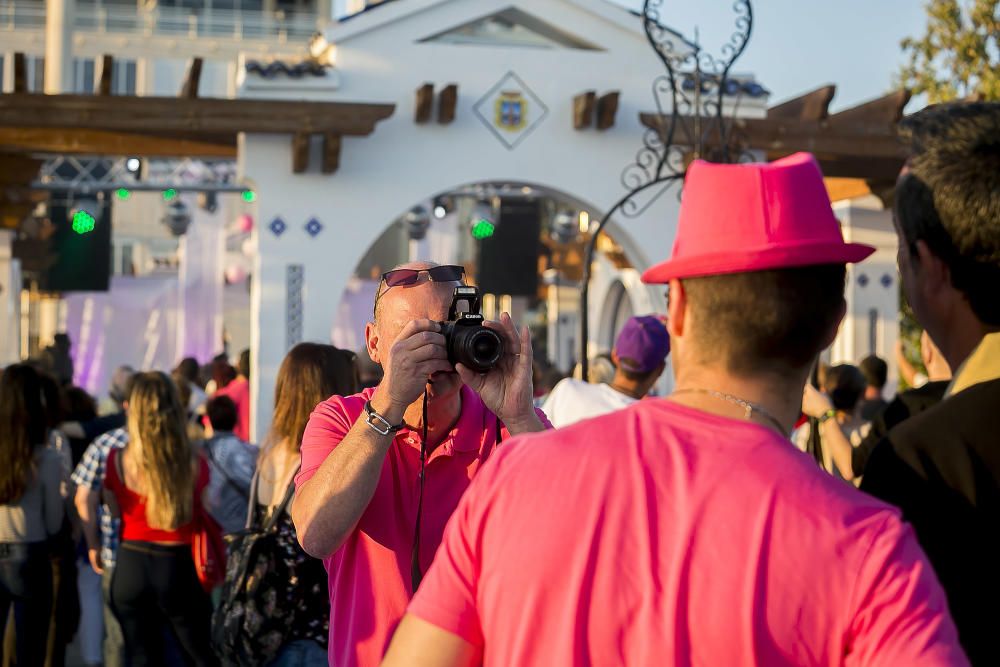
[{"x1": 211, "y1": 470, "x2": 298, "y2": 665}]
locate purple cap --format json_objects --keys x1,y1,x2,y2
[{"x1": 614, "y1": 315, "x2": 671, "y2": 374}]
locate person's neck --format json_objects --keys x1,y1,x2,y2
[
  {"x1": 670, "y1": 365, "x2": 804, "y2": 435},
  {"x1": 402, "y1": 390, "x2": 462, "y2": 450},
  {"x1": 939, "y1": 325, "x2": 989, "y2": 373},
  {"x1": 608, "y1": 373, "x2": 646, "y2": 400}
]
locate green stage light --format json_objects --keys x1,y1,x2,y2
[
  {"x1": 241, "y1": 190, "x2": 257, "y2": 203},
  {"x1": 115, "y1": 188, "x2": 131, "y2": 201},
  {"x1": 163, "y1": 188, "x2": 178, "y2": 201},
  {"x1": 471, "y1": 219, "x2": 495, "y2": 240},
  {"x1": 72, "y1": 210, "x2": 96, "y2": 235}
]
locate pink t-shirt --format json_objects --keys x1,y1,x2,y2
[
  {"x1": 410, "y1": 400, "x2": 969, "y2": 666},
  {"x1": 215, "y1": 376, "x2": 250, "y2": 442},
  {"x1": 296, "y1": 385, "x2": 550, "y2": 667}
]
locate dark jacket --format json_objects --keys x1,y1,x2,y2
[
  {"x1": 851, "y1": 381, "x2": 950, "y2": 477},
  {"x1": 861, "y1": 378, "x2": 1000, "y2": 665}
]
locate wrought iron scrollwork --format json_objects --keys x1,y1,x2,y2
[{"x1": 580, "y1": 0, "x2": 755, "y2": 379}]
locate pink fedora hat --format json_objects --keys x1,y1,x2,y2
[{"x1": 641, "y1": 152, "x2": 874, "y2": 284}]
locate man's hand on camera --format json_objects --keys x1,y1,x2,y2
[
  {"x1": 372, "y1": 319, "x2": 453, "y2": 423},
  {"x1": 456, "y1": 312, "x2": 542, "y2": 434}
]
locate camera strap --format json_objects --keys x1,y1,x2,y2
[
  {"x1": 410, "y1": 393, "x2": 505, "y2": 592},
  {"x1": 411, "y1": 387, "x2": 429, "y2": 592}
]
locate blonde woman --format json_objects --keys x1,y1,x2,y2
[
  {"x1": 102, "y1": 372, "x2": 216, "y2": 666},
  {"x1": 222, "y1": 343, "x2": 357, "y2": 666}
]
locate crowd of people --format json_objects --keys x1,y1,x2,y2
[{"x1": 1, "y1": 101, "x2": 997, "y2": 666}]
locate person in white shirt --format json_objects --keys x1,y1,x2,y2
[{"x1": 543, "y1": 315, "x2": 670, "y2": 428}]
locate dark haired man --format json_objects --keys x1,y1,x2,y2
[
  {"x1": 858, "y1": 354, "x2": 889, "y2": 419},
  {"x1": 858, "y1": 102, "x2": 1000, "y2": 665},
  {"x1": 383, "y1": 154, "x2": 965, "y2": 666},
  {"x1": 202, "y1": 395, "x2": 256, "y2": 535},
  {"x1": 542, "y1": 315, "x2": 670, "y2": 427},
  {"x1": 291, "y1": 261, "x2": 550, "y2": 667}
]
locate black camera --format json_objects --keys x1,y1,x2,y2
[{"x1": 439, "y1": 287, "x2": 504, "y2": 373}]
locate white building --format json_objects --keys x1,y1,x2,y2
[{"x1": 0, "y1": 0, "x2": 899, "y2": 440}]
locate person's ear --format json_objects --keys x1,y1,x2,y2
[
  {"x1": 364, "y1": 321, "x2": 382, "y2": 365},
  {"x1": 666, "y1": 279, "x2": 687, "y2": 339},
  {"x1": 914, "y1": 240, "x2": 951, "y2": 295}
]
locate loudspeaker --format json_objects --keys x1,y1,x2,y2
[{"x1": 476, "y1": 199, "x2": 540, "y2": 297}]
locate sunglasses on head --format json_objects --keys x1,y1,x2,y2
[
  {"x1": 373, "y1": 265, "x2": 466, "y2": 317},
  {"x1": 382, "y1": 264, "x2": 465, "y2": 287}
]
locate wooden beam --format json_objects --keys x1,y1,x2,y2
[
  {"x1": 179, "y1": 57, "x2": 203, "y2": 99},
  {"x1": 767, "y1": 85, "x2": 836, "y2": 120},
  {"x1": 94, "y1": 55, "x2": 114, "y2": 96},
  {"x1": 595, "y1": 91, "x2": 619, "y2": 130},
  {"x1": 640, "y1": 113, "x2": 907, "y2": 160},
  {"x1": 13, "y1": 53, "x2": 27, "y2": 93},
  {"x1": 322, "y1": 132, "x2": 341, "y2": 174},
  {"x1": 0, "y1": 127, "x2": 236, "y2": 157},
  {"x1": 437, "y1": 84, "x2": 457, "y2": 124},
  {"x1": 415, "y1": 83, "x2": 434, "y2": 124},
  {"x1": 0, "y1": 93, "x2": 395, "y2": 137},
  {"x1": 800, "y1": 155, "x2": 906, "y2": 181},
  {"x1": 573, "y1": 91, "x2": 596, "y2": 129},
  {"x1": 829, "y1": 89, "x2": 911, "y2": 127},
  {"x1": 292, "y1": 132, "x2": 310, "y2": 173}
]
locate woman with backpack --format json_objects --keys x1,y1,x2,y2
[
  {"x1": 103, "y1": 371, "x2": 218, "y2": 665},
  {"x1": 214, "y1": 343, "x2": 358, "y2": 666},
  {"x1": 0, "y1": 364, "x2": 65, "y2": 666}
]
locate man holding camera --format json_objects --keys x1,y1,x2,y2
[{"x1": 291, "y1": 261, "x2": 548, "y2": 667}]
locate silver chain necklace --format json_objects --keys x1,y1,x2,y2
[{"x1": 671, "y1": 388, "x2": 787, "y2": 435}]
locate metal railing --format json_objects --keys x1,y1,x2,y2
[{"x1": 0, "y1": 2, "x2": 322, "y2": 42}]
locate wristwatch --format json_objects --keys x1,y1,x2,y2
[
  {"x1": 364, "y1": 400, "x2": 404, "y2": 436},
  {"x1": 817, "y1": 409, "x2": 838, "y2": 424}
]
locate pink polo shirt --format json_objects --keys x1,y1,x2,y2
[
  {"x1": 410, "y1": 400, "x2": 969, "y2": 666},
  {"x1": 296, "y1": 385, "x2": 549, "y2": 667}
]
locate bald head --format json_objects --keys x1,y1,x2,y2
[{"x1": 373, "y1": 260, "x2": 454, "y2": 323}]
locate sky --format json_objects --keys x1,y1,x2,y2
[{"x1": 609, "y1": 0, "x2": 929, "y2": 112}]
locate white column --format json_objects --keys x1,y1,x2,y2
[
  {"x1": 44, "y1": 0, "x2": 76, "y2": 94},
  {"x1": 0, "y1": 230, "x2": 22, "y2": 365},
  {"x1": 2, "y1": 53, "x2": 17, "y2": 93}
]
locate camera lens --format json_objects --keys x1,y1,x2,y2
[
  {"x1": 472, "y1": 332, "x2": 501, "y2": 364},
  {"x1": 451, "y1": 326, "x2": 503, "y2": 373}
]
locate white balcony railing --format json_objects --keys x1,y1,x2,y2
[{"x1": 0, "y1": 2, "x2": 322, "y2": 42}]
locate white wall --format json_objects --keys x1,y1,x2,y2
[
  {"x1": 239, "y1": 0, "x2": 712, "y2": 439},
  {"x1": 831, "y1": 197, "x2": 900, "y2": 394}
]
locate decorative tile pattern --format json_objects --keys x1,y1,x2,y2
[
  {"x1": 473, "y1": 71, "x2": 549, "y2": 151},
  {"x1": 305, "y1": 217, "x2": 324, "y2": 238},
  {"x1": 286, "y1": 264, "x2": 304, "y2": 349},
  {"x1": 269, "y1": 217, "x2": 288, "y2": 237}
]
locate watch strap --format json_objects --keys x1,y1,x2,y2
[
  {"x1": 817, "y1": 409, "x2": 838, "y2": 424},
  {"x1": 364, "y1": 400, "x2": 404, "y2": 436}
]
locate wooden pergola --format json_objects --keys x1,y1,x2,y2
[
  {"x1": 641, "y1": 85, "x2": 911, "y2": 203},
  {"x1": 0, "y1": 53, "x2": 395, "y2": 228}
]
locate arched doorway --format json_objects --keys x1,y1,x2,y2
[{"x1": 328, "y1": 180, "x2": 662, "y2": 378}]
